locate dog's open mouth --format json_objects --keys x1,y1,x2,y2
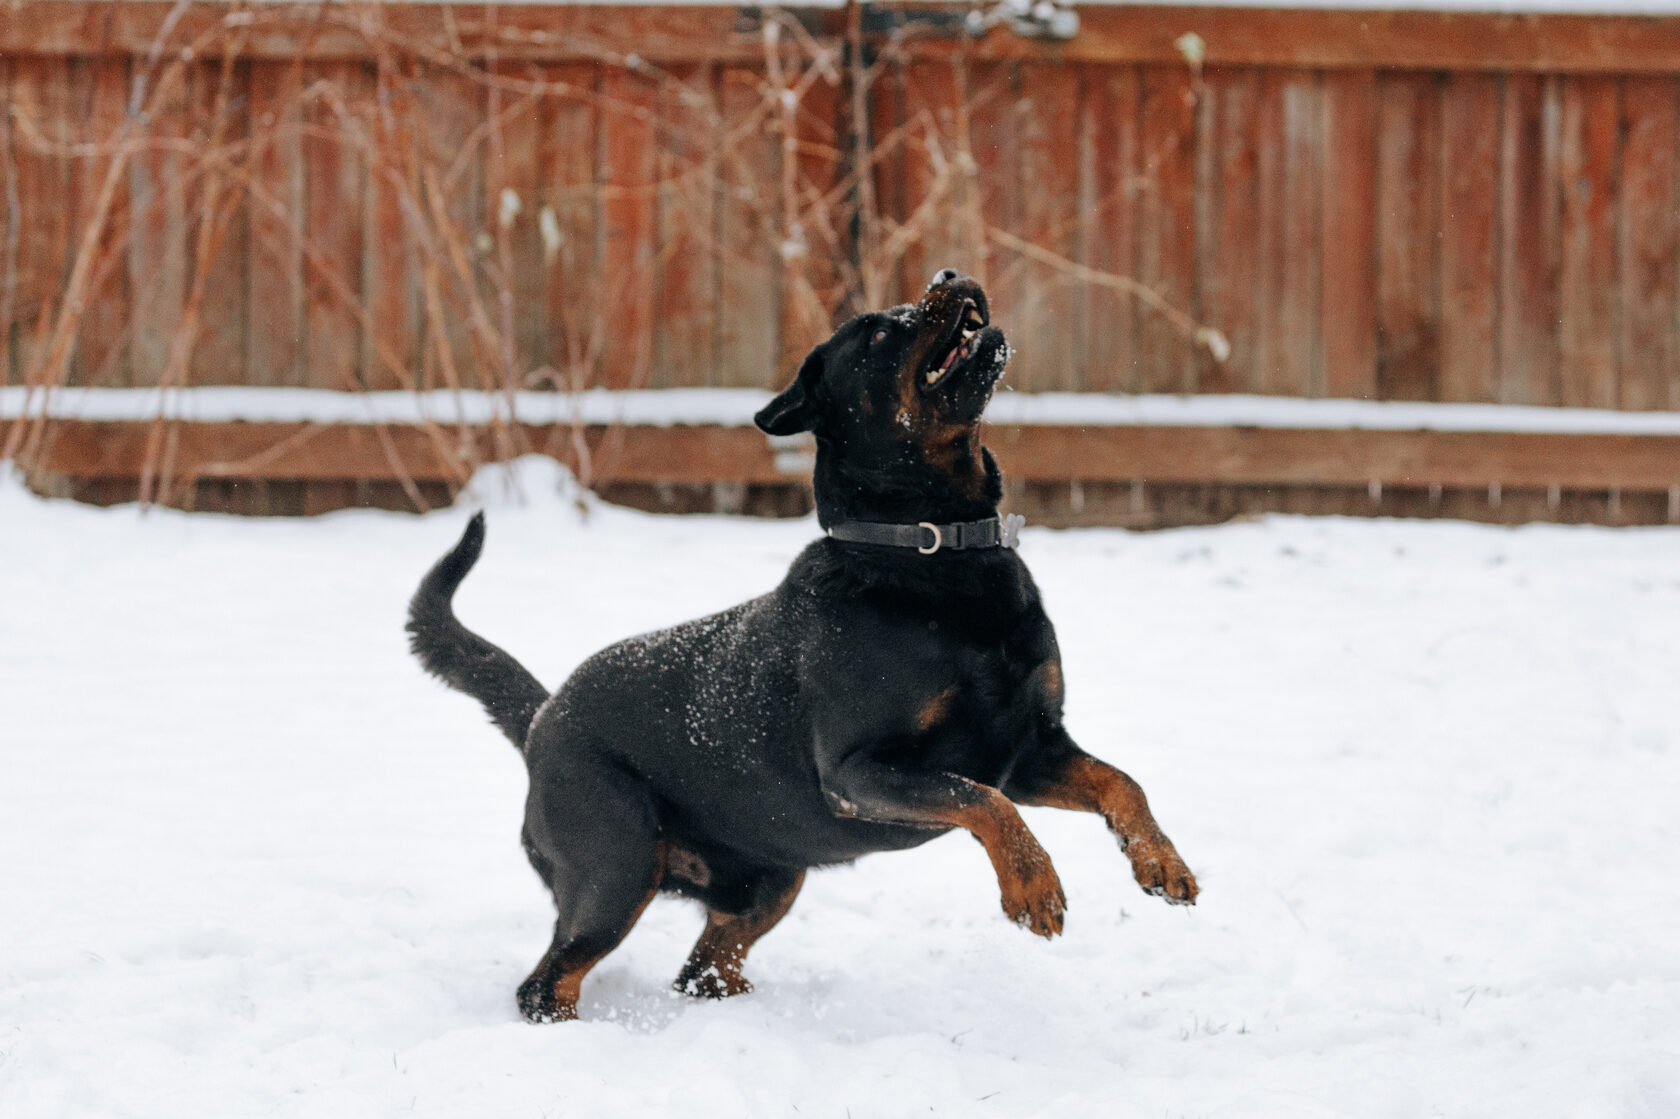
[{"x1": 922, "y1": 299, "x2": 988, "y2": 391}]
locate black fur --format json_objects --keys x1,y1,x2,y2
[
  {"x1": 406, "y1": 512, "x2": 548, "y2": 748},
  {"x1": 407, "y1": 272, "x2": 1198, "y2": 1022}
]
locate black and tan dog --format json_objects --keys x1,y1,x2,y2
[{"x1": 408, "y1": 269, "x2": 1198, "y2": 1022}]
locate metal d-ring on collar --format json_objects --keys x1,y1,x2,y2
[{"x1": 827, "y1": 514, "x2": 1025, "y2": 554}]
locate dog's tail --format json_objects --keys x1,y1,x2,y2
[{"x1": 406, "y1": 512, "x2": 549, "y2": 750}]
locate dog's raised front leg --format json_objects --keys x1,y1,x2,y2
[
  {"x1": 822, "y1": 753, "x2": 1066, "y2": 937},
  {"x1": 1006, "y1": 739, "x2": 1199, "y2": 906}
]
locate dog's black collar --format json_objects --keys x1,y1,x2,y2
[{"x1": 827, "y1": 514, "x2": 1024, "y2": 555}]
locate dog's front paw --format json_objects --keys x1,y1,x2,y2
[
  {"x1": 997, "y1": 835, "x2": 1067, "y2": 938},
  {"x1": 1125, "y1": 834, "x2": 1199, "y2": 906}
]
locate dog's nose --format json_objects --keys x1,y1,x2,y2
[{"x1": 929, "y1": 267, "x2": 962, "y2": 288}]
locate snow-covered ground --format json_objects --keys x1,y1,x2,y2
[{"x1": 3, "y1": 457, "x2": 1677, "y2": 1118}]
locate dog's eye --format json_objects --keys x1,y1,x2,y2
[{"x1": 871, "y1": 329, "x2": 888, "y2": 345}]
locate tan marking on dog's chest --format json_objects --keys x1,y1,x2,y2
[{"x1": 915, "y1": 685, "x2": 960, "y2": 733}]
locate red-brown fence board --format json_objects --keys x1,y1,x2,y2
[
  {"x1": 1620, "y1": 77, "x2": 1680, "y2": 412},
  {"x1": 1375, "y1": 71, "x2": 1439, "y2": 402},
  {"x1": 1198, "y1": 66, "x2": 1256, "y2": 395},
  {"x1": 1081, "y1": 64, "x2": 1140, "y2": 394},
  {"x1": 10, "y1": 57, "x2": 72, "y2": 382},
  {"x1": 247, "y1": 59, "x2": 306, "y2": 388},
  {"x1": 0, "y1": 55, "x2": 11, "y2": 386},
  {"x1": 1438, "y1": 72, "x2": 1501, "y2": 405},
  {"x1": 652, "y1": 64, "x2": 716, "y2": 389},
  {"x1": 35, "y1": 417, "x2": 1680, "y2": 495},
  {"x1": 68, "y1": 54, "x2": 132, "y2": 388},
  {"x1": 715, "y1": 64, "x2": 780, "y2": 387},
  {"x1": 304, "y1": 60, "x2": 365, "y2": 393},
  {"x1": 1318, "y1": 69, "x2": 1377, "y2": 400},
  {"x1": 188, "y1": 57, "x2": 252, "y2": 390},
  {"x1": 1136, "y1": 64, "x2": 1197, "y2": 394},
  {"x1": 484, "y1": 61, "x2": 548, "y2": 386},
  {"x1": 1499, "y1": 74, "x2": 1562, "y2": 406},
  {"x1": 1558, "y1": 75, "x2": 1623, "y2": 410},
  {"x1": 1015, "y1": 63, "x2": 1081, "y2": 392},
  {"x1": 539, "y1": 61, "x2": 600, "y2": 385}
]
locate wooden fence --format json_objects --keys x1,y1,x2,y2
[{"x1": 4, "y1": 2, "x2": 1680, "y2": 523}]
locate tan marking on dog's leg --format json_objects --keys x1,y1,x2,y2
[
  {"x1": 1019, "y1": 755, "x2": 1198, "y2": 905},
  {"x1": 928, "y1": 785, "x2": 1066, "y2": 938},
  {"x1": 546, "y1": 842, "x2": 668, "y2": 1021},
  {"x1": 677, "y1": 871, "x2": 805, "y2": 999}
]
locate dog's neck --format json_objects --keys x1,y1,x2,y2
[{"x1": 811, "y1": 439, "x2": 1003, "y2": 530}]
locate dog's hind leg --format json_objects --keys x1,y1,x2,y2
[
  {"x1": 673, "y1": 868, "x2": 804, "y2": 1000},
  {"x1": 516, "y1": 766, "x2": 668, "y2": 1022}
]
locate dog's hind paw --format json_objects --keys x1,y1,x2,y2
[
  {"x1": 516, "y1": 976, "x2": 576, "y2": 1023},
  {"x1": 674, "y1": 965, "x2": 754, "y2": 1000}
]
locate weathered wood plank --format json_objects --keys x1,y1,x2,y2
[
  {"x1": 1319, "y1": 69, "x2": 1377, "y2": 400},
  {"x1": 1375, "y1": 72, "x2": 1439, "y2": 401},
  {"x1": 1081, "y1": 64, "x2": 1140, "y2": 394},
  {"x1": 1136, "y1": 64, "x2": 1198, "y2": 393},
  {"x1": 412, "y1": 64, "x2": 487, "y2": 391},
  {"x1": 986, "y1": 425, "x2": 1680, "y2": 490},
  {"x1": 359, "y1": 53, "x2": 417, "y2": 391},
  {"x1": 1499, "y1": 75, "x2": 1562, "y2": 406},
  {"x1": 484, "y1": 60, "x2": 547, "y2": 387},
  {"x1": 126, "y1": 57, "x2": 190, "y2": 387},
  {"x1": 1438, "y1": 72, "x2": 1502, "y2": 404},
  {"x1": 8, "y1": 57, "x2": 74, "y2": 384},
  {"x1": 714, "y1": 65, "x2": 780, "y2": 387},
  {"x1": 67, "y1": 55, "x2": 131, "y2": 387},
  {"x1": 897, "y1": 59, "x2": 962, "y2": 310},
  {"x1": 38, "y1": 418, "x2": 1680, "y2": 494},
  {"x1": 1196, "y1": 66, "x2": 1255, "y2": 395},
  {"x1": 247, "y1": 59, "x2": 306, "y2": 387},
  {"x1": 1254, "y1": 70, "x2": 1321, "y2": 395},
  {"x1": 1013, "y1": 62, "x2": 1081, "y2": 392},
  {"x1": 1558, "y1": 75, "x2": 1622, "y2": 410},
  {"x1": 303, "y1": 60, "x2": 365, "y2": 392},
  {"x1": 539, "y1": 62, "x2": 600, "y2": 388},
  {"x1": 1619, "y1": 76, "x2": 1680, "y2": 412},
  {"x1": 969, "y1": 61, "x2": 1024, "y2": 377},
  {"x1": 14, "y1": 4, "x2": 1680, "y2": 75},
  {"x1": 0, "y1": 3, "x2": 782, "y2": 65},
  {"x1": 187, "y1": 57, "x2": 251, "y2": 389},
  {"x1": 784, "y1": 63, "x2": 846, "y2": 362},
  {"x1": 598, "y1": 67, "x2": 659, "y2": 390},
  {"x1": 0, "y1": 55, "x2": 12, "y2": 386},
  {"x1": 653, "y1": 63, "x2": 716, "y2": 388}
]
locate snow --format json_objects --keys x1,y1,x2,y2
[
  {"x1": 3, "y1": 455, "x2": 1679, "y2": 1117},
  {"x1": 10, "y1": 384, "x2": 1680, "y2": 434}
]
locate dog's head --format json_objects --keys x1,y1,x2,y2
[{"x1": 756, "y1": 270, "x2": 1009, "y2": 527}]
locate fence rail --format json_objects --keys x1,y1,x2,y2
[{"x1": 3, "y1": 2, "x2": 1679, "y2": 523}]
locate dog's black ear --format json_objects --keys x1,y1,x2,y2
[{"x1": 755, "y1": 350, "x2": 823, "y2": 436}]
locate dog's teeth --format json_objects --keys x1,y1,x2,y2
[
  {"x1": 967, "y1": 310, "x2": 985, "y2": 327},
  {"x1": 925, "y1": 368, "x2": 939, "y2": 384},
  {"x1": 961, "y1": 327, "x2": 976, "y2": 342}
]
